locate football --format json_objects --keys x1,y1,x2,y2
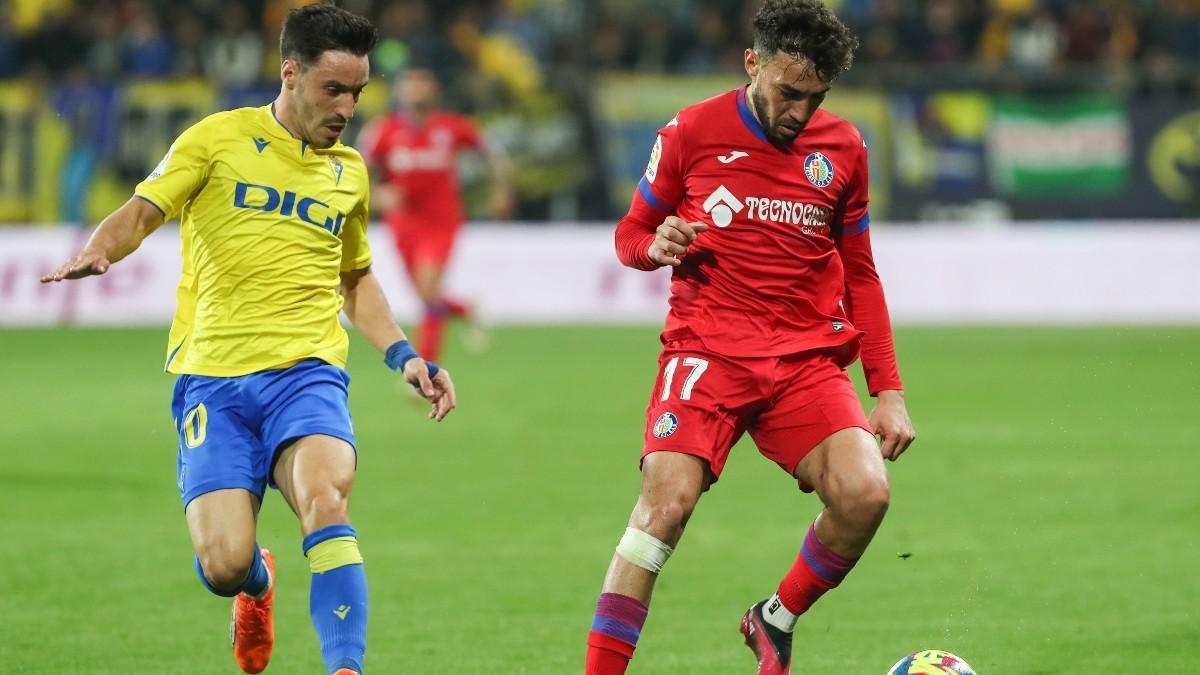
[{"x1": 887, "y1": 649, "x2": 976, "y2": 674}]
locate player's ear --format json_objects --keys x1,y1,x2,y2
[
  {"x1": 744, "y1": 48, "x2": 759, "y2": 78},
  {"x1": 281, "y1": 59, "x2": 299, "y2": 89}
]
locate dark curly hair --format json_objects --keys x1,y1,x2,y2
[
  {"x1": 280, "y1": 3, "x2": 378, "y2": 68},
  {"x1": 752, "y1": 0, "x2": 858, "y2": 83}
]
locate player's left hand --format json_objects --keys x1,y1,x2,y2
[
  {"x1": 404, "y1": 359, "x2": 457, "y2": 421},
  {"x1": 869, "y1": 390, "x2": 915, "y2": 461}
]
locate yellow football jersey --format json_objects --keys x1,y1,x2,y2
[{"x1": 135, "y1": 105, "x2": 372, "y2": 377}]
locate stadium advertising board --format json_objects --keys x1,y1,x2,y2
[{"x1": 4, "y1": 224, "x2": 1198, "y2": 326}]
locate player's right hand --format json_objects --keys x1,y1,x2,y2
[
  {"x1": 404, "y1": 358, "x2": 457, "y2": 422},
  {"x1": 648, "y1": 216, "x2": 708, "y2": 267},
  {"x1": 40, "y1": 250, "x2": 111, "y2": 283}
]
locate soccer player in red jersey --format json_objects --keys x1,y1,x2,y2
[
  {"x1": 584, "y1": 2, "x2": 915, "y2": 673},
  {"x1": 359, "y1": 67, "x2": 513, "y2": 362}
]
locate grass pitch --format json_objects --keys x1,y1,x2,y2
[{"x1": 1, "y1": 326, "x2": 1197, "y2": 673}]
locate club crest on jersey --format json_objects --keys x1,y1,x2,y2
[
  {"x1": 329, "y1": 157, "x2": 344, "y2": 186},
  {"x1": 652, "y1": 412, "x2": 679, "y2": 438},
  {"x1": 804, "y1": 152, "x2": 834, "y2": 188}
]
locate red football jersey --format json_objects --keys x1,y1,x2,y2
[
  {"x1": 359, "y1": 111, "x2": 482, "y2": 224},
  {"x1": 615, "y1": 86, "x2": 902, "y2": 394}
]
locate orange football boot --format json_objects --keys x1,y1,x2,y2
[
  {"x1": 231, "y1": 548, "x2": 275, "y2": 674},
  {"x1": 332, "y1": 670, "x2": 360, "y2": 675}
]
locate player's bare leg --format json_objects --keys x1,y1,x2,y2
[
  {"x1": 742, "y1": 427, "x2": 889, "y2": 674},
  {"x1": 796, "y1": 427, "x2": 890, "y2": 557},
  {"x1": 586, "y1": 452, "x2": 711, "y2": 674},
  {"x1": 186, "y1": 489, "x2": 275, "y2": 674},
  {"x1": 274, "y1": 434, "x2": 368, "y2": 675}
]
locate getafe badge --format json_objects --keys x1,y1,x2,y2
[
  {"x1": 804, "y1": 152, "x2": 834, "y2": 188},
  {"x1": 652, "y1": 412, "x2": 679, "y2": 438}
]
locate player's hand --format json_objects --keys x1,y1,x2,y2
[
  {"x1": 404, "y1": 358, "x2": 457, "y2": 421},
  {"x1": 648, "y1": 216, "x2": 708, "y2": 267},
  {"x1": 40, "y1": 249, "x2": 111, "y2": 283},
  {"x1": 869, "y1": 390, "x2": 915, "y2": 461}
]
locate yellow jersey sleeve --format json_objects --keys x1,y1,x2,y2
[
  {"x1": 339, "y1": 168, "x2": 372, "y2": 272},
  {"x1": 134, "y1": 115, "x2": 223, "y2": 219}
]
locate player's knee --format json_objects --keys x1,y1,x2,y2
[
  {"x1": 298, "y1": 486, "x2": 351, "y2": 531},
  {"x1": 636, "y1": 492, "x2": 697, "y2": 538},
  {"x1": 835, "y1": 472, "x2": 890, "y2": 528},
  {"x1": 197, "y1": 548, "x2": 254, "y2": 591}
]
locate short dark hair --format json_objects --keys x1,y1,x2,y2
[
  {"x1": 752, "y1": 0, "x2": 858, "y2": 83},
  {"x1": 280, "y1": 3, "x2": 378, "y2": 67}
]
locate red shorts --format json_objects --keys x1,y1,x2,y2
[
  {"x1": 387, "y1": 214, "x2": 460, "y2": 270},
  {"x1": 642, "y1": 333, "x2": 871, "y2": 489}
]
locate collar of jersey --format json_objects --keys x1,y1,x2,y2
[
  {"x1": 262, "y1": 103, "x2": 323, "y2": 156},
  {"x1": 735, "y1": 86, "x2": 769, "y2": 144}
]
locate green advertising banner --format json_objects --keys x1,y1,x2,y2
[{"x1": 988, "y1": 96, "x2": 1130, "y2": 197}]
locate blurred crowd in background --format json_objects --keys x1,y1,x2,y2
[
  {"x1": 1, "y1": 0, "x2": 1199, "y2": 224},
  {"x1": 6, "y1": 0, "x2": 1200, "y2": 89}
]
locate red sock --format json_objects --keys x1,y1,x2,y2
[
  {"x1": 586, "y1": 632, "x2": 635, "y2": 675},
  {"x1": 777, "y1": 522, "x2": 858, "y2": 616},
  {"x1": 585, "y1": 593, "x2": 647, "y2": 675},
  {"x1": 442, "y1": 297, "x2": 469, "y2": 318},
  {"x1": 418, "y1": 307, "x2": 445, "y2": 362}
]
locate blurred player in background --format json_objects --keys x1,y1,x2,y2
[
  {"x1": 584, "y1": 1, "x2": 915, "y2": 673},
  {"x1": 359, "y1": 66, "x2": 514, "y2": 362},
  {"x1": 41, "y1": 6, "x2": 456, "y2": 674}
]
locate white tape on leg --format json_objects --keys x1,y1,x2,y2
[{"x1": 615, "y1": 527, "x2": 674, "y2": 573}]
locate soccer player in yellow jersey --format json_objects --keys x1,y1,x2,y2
[{"x1": 40, "y1": 6, "x2": 450, "y2": 674}]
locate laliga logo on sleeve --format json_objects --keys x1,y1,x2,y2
[
  {"x1": 646, "y1": 134, "x2": 663, "y2": 183},
  {"x1": 804, "y1": 152, "x2": 835, "y2": 188},
  {"x1": 702, "y1": 185, "x2": 744, "y2": 228}
]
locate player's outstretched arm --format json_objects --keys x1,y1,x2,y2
[
  {"x1": 40, "y1": 197, "x2": 164, "y2": 283},
  {"x1": 340, "y1": 266, "x2": 457, "y2": 421}
]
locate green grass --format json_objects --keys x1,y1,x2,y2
[{"x1": 1, "y1": 326, "x2": 1198, "y2": 673}]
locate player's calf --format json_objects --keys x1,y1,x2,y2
[{"x1": 585, "y1": 528, "x2": 673, "y2": 675}]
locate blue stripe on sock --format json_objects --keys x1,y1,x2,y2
[
  {"x1": 303, "y1": 524, "x2": 358, "y2": 555},
  {"x1": 590, "y1": 616, "x2": 640, "y2": 645},
  {"x1": 800, "y1": 543, "x2": 838, "y2": 582}
]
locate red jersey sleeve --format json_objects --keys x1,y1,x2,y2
[
  {"x1": 615, "y1": 116, "x2": 686, "y2": 270},
  {"x1": 836, "y1": 136, "x2": 903, "y2": 395}
]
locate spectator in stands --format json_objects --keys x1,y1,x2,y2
[
  {"x1": 120, "y1": 2, "x2": 173, "y2": 78},
  {"x1": 205, "y1": 2, "x2": 264, "y2": 87}
]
